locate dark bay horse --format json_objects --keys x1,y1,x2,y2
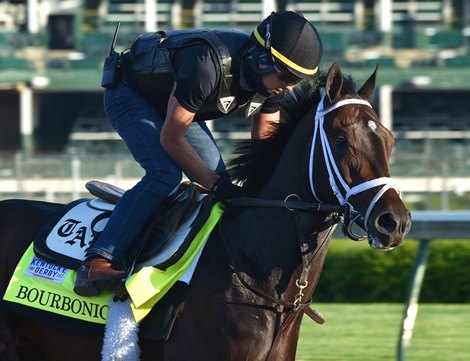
[{"x1": 0, "y1": 62, "x2": 411, "y2": 361}]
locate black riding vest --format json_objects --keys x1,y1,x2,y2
[{"x1": 125, "y1": 29, "x2": 257, "y2": 116}]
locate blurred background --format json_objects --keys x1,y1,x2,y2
[{"x1": 0, "y1": 0, "x2": 469, "y2": 208}]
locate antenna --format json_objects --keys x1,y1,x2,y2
[
  {"x1": 108, "y1": 22, "x2": 121, "y2": 57},
  {"x1": 101, "y1": 22, "x2": 122, "y2": 89}
]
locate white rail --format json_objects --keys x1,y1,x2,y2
[
  {"x1": 397, "y1": 211, "x2": 470, "y2": 361},
  {"x1": 0, "y1": 177, "x2": 468, "y2": 203}
]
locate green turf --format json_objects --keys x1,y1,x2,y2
[{"x1": 296, "y1": 303, "x2": 470, "y2": 361}]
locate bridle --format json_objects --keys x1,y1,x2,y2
[
  {"x1": 309, "y1": 93, "x2": 398, "y2": 240},
  {"x1": 230, "y1": 93, "x2": 399, "y2": 241},
  {"x1": 225, "y1": 92, "x2": 400, "y2": 308},
  {"x1": 222, "y1": 92, "x2": 401, "y2": 359}
]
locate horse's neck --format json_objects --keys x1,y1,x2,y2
[
  {"x1": 248, "y1": 104, "x2": 335, "y2": 281},
  {"x1": 259, "y1": 108, "x2": 317, "y2": 200},
  {"x1": 224, "y1": 106, "x2": 330, "y2": 271}
]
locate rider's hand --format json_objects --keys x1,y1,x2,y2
[{"x1": 212, "y1": 174, "x2": 242, "y2": 201}]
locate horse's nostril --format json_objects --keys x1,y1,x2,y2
[
  {"x1": 401, "y1": 213, "x2": 412, "y2": 234},
  {"x1": 377, "y1": 213, "x2": 398, "y2": 233}
]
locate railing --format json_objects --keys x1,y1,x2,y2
[
  {"x1": 3, "y1": 175, "x2": 470, "y2": 203},
  {"x1": 392, "y1": 0, "x2": 444, "y2": 24},
  {"x1": 0, "y1": 153, "x2": 143, "y2": 203},
  {"x1": 287, "y1": 0, "x2": 356, "y2": 24},
  {"x1": 396, "y1": 211, "x2": 470, "y2": 361},
  {"x1": 195, "y1": 0, "x2": 264, "y2": 30},
  {"x1": 1, "y1": 152, "x2": 470, "y2": 205},
  {"x1": 103, "y1": 0, "x2": 175, "y2": 29}
]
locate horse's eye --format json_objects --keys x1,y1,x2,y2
[{"x1": 335, "y1": 135, "x2": 349, "y2": 147}]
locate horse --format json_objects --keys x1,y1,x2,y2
[{"x1": 0, "y1": 62, "x2": 411, "y2": 361}]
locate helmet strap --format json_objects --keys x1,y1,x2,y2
[{"x1": 240, "y1": 49, "x2": 272, "y2": 96}]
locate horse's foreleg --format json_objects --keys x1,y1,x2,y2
[
  {"x1": 0, "y1": 311, "x2": 20, "y2": 361},
  {"x1": 25, "y1": 324, "x2": 102, "y2": 361}
]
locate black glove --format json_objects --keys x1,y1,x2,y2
[{"x1": 212, "y1": 175, "x2": 242, "y2": 201}]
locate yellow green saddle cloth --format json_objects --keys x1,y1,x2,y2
[{"x1": 3, "y1": 202, "x2": 224, "y2": 324}]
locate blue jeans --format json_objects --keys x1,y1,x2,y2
[{"x1": 87, "y1": 82, "x2": 226, "y2": 269}]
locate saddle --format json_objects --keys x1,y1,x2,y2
[
  {"x1": 4, "y1": 180, "x2": 218, "y2": 341},
  {"x1": 34, "y1": 180, "x2": 214, "y2": 271}
]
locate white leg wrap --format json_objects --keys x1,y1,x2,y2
[{"x1": 102, "y1": 298, "x2": 140, "y2": 361}]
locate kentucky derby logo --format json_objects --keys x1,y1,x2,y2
[{"x1": 26, "y1": 256, "x2": 69, "y2": 284}]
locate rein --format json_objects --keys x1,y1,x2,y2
[
  {"x1": 228, "y1": 195, "x2": 342, "y2": 213},
  {"x1": 217, "y1": 211, "x2": 331, "y2": 320},
  {"x1": 220, "y1": 94, "x2": 399, "y2": 360},
  {"x1": 217, "y1": 202, "x2": 332, "y2": 361},
  {"x1": 229, "y1": 97, "x2": 399, "y2": 242},
  {"x1": 220, "y1": 97, "x2": 382, "y2": 317}
]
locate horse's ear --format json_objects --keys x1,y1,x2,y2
[
  {"x1": 357, "y1": 65, "x2": 378, "y2": 102},
  {"x1": 325, "y1": 61, "x2": 343, "y2": 106}
]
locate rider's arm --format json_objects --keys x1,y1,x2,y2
[
  {"x1": 251, "y1": 111, "x2": 280, "y2": 139},
  {"x1": 160, "y1": 95, "x2": 220, "y2": 190},
  {"x1": 251, "y1": 91, "x2": 286, "y2": 139}
]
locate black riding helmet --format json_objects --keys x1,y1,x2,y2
[{"x1": 251, "y1": 11, "x2": 322, "y2": 82}]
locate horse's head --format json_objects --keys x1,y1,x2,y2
[
  {"x1": 310, "y1": 62, "x2": 411, "y2": 250},
  {"x1": 229, "y1": 62, "x2": 410, "y2": 250}
]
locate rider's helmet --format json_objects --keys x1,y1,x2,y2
[{"x1": 250, "y1": 11, "x2": 322, "y2": 85}]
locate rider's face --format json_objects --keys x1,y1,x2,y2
[{"x1": 261, "y1": 73, "x2": 296, "y2": 94}]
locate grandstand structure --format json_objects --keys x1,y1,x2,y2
[{"x1": 0, "y1": 0, "x2": 469, "y2": 207}]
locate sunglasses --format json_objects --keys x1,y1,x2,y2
[{"x1": 273, "y1": 63, "x2": 303, "y2": 86}]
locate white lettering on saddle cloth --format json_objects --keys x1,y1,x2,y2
[
  {"x1": 46, "y1": 199, "x2": 115, "y2": 262},
  {"x1": 26, "y1": 257, "x2": 68, "y2": 284}
]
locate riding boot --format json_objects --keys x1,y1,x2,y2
[{"x1": 74, "y1": 256, "x2": 127, "y2": 297}]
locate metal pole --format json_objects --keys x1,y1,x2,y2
[
  {"x1": 397, "y1": 239, "x2": 431, "y2": 361},
  {"x1": 379, "y1": 85, "x2": 393, "y2": 131},
  {"x1": 27, "y1": 0, "x2": 39, "y2": 34},
  {"x1": 19, "y1": 83, "x2": 35, "y2": 155},
  {"x1": 172, "y1": 0, "x2": 182, "y2": 29},
  {"x1": 145, "y1": 0, "x2": 157, "y2": 32},
  {"x1": 262, "y1": 0, "x2": 276, "y2": 17},
  {"x1": 14, "y1": 152, "x2": 24, "y2": 197},
  {"x1": 379, "y1": 0, "x2": 392, "y2": 48},
  {"x1": 71, "y1": 154, "x2": 81, "y2": 200}
]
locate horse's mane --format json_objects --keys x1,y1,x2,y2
[
  {"x1": 229, "y1": 72, "x2": 357, "y2": 195},
  {"x1": 228, "y1": 76, "x2": 323, "y2": 195}
]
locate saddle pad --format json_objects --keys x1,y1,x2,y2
[
  {"x1": 3, "y1": 202, "x2": 225, "y2": 326},
  {"x1": 34, "y1": 198, "x2": 115, "y2": 270},
  {"x1": 137, "y1": 200, "x2": 203, "y2": 269},
  {"x1": 126, "y1": 202, "x2": 225, "y2": 322},
  {"x1": 3, "y1": 243, "x2": 112, "y2": 324}
]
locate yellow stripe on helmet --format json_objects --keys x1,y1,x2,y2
[{"x1": 253, "y1": 27, "x2": 318, "y2": 76}]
